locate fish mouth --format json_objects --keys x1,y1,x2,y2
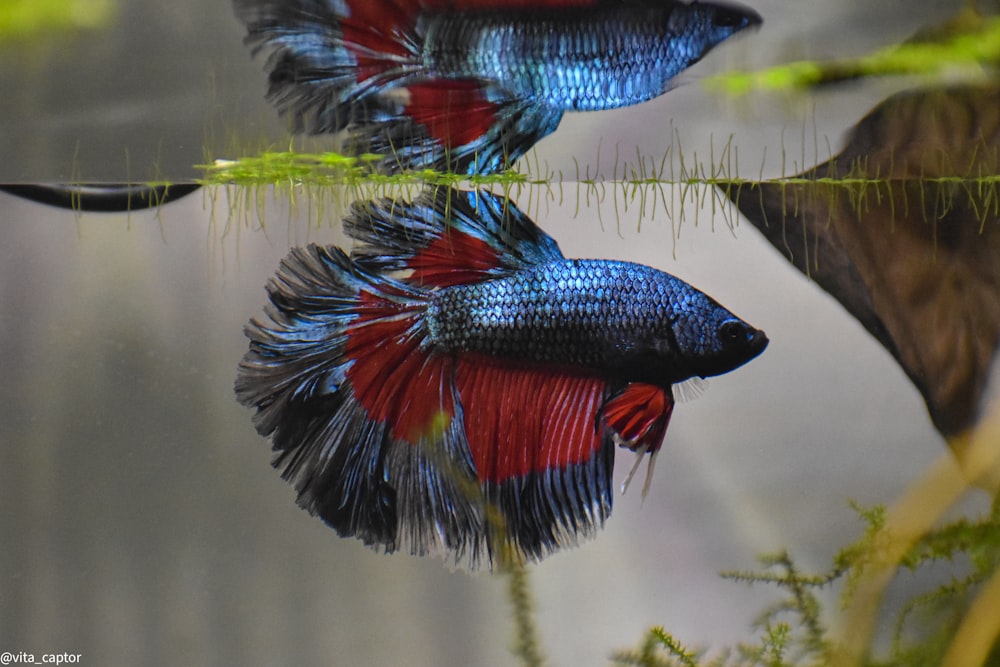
[
  {"x1": 678, "y1": 324, "x2": 770, "y2": 381},
  {"x1": 748, "y1": 328, "x2": 769, "y2": 357}
]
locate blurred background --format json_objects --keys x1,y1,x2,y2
[{"x1": 0, "y1": 0, "x2": 993, "y2": 665}]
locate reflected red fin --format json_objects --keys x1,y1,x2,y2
[
  {"x1": 407, "y1": 228, "x2": 504, "y2": 287},
  {"x1": 454, "y1": 356, "x2": 608, "y2": 483},
  {"x1": 343, "y1": 0, "x2": 413, "y2": 31},
  {"x1": 351, "y1": 0, "x2": 601, "y2": 13},
  {"x1": 345, "y1": 290, "x2": 454, "y2": 442},
  {"x1": 341, "y1": 0, "x2": 600, "y2": 49},
  {"x1": 340, "y1": 1, "x2": 422, "y2": 81},
  {"x1": 446, "y1": 0, "x2": 602, "y2": 8},
  {"x1": 292, "y1": 0, "x2": 611, "y2": 89},
  {"x1": 599, "y1": 383, "x2": 673, "y2": 453},
  {"x1": 403, "y1": 81, "x2": 502, "y2": 146}
]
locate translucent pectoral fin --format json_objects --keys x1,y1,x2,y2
[{"x1": 675, "y1": 376, "x2": 708, "y2": 402}]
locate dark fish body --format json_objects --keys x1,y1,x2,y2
[
  {"x1": 428, "y1": 259, "x2": 762, "y2": 384},
  {"x1": 236, "y1": 188, "x2": 767, "y2": 569},
  {"x1": 234, "y1": 0, "x2": 762, "y2": 172},
  {"x1": 422, "y1": 4, "x2": 749, "y2": 110}
]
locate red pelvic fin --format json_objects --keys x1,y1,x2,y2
[
  {"x1": 600, "y1": 383, "x2": 673, "y2": 498},
  {"x1": 453, "y1": 356, "x2": 609, "y2": 484},
  {"x1": 344, "y1": 289, "x2": 455, "y2": 443},
  {"x1": 402, "y1": 80, "x2": 503, "y2": 147},
  {"x1": 599, "y1": 383, "x2": 674, "y2": 453}
]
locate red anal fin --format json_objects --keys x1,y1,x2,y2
[
  {"x1": 345, "y1": 290, "x2": 454, "y2": 443},
  {"x1": 408, "y1": 228, "x2": 505, "y2": 287},
  {"x1": 454, "y1": 355, "x2": 608, "y2": 484},
  {"x1": 403, "y1": 81, "x2": 502, "y2": 147},
  {"x1": 599, "y1": 383, "x2": 673, "y2": 453}
]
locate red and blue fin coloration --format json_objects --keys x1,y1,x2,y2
[
  {"x1": 233, "y1": 0, "x2": 570, "y2": 173},
  {"x1": 234, "y1": 0, "x2": 762, "y2": 173},
  {"x1": 357, "y1": 91, "x2": 564, "y2": 176},
  {"x1": 344, "y1": 187, "x2": 564, "y2": 281},
  {"x1": 236, "y1": 188, "x2": 683, "y2": 569},
  {"x1": 236, "y1": 246, "x2": 486, "y2": 555}
]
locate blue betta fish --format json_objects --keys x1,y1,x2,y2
[
  {"x1": 233, "y1": 0, "x2": 762, "y2": 173},
  {"x1": 235, "y1": 188, "x2": 767, "y2": 569}
]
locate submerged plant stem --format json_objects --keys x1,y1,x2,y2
[
  {"x1": 507, "y1": 564, "x2": 546, "y2": 667},
  {"x1": 941, "y1": 566, "x2": 1000, "y2": 667}
]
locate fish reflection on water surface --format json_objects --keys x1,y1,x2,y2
[
  {"x1": 234, "y1": 0, "x2": 762, "y2": 173},
  {"x1": 236, "y1": 188, "x2": 767, "y2": 569}
]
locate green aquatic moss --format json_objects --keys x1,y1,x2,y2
[
  {"x1": 200, "y1": 134, "x2": 1000, "y2": 214},
  {"x1": 607, "y1": 494, "x2": 1000, "y2": 667},
  {"x1": 707, "y1": 10, "x2": 1000, "y2": 94},
  {"x1": 200, "y1": 150, "x2": 535, "y2": 190}
]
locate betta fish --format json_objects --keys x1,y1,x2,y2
[
  {"x1": 235, "y1": 187, "x2": 767, "y2": 569},
  {"x1": 233, "y1": 0, "x2": 762, "y2": 173}
]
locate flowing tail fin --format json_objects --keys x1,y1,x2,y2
[
  {"x1": 234, "y1": 0, "x2": 426, "y2": 133},
  {"x1": 236, "y1": 244, "x2": 489, "y2": 563}
]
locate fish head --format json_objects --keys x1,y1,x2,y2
[
  {"x1": 669, "y1": 290, "x2": 768, "y2": 380},
  {"x1": 669, "y1": 1, "x2": 763, "y2": 58}
]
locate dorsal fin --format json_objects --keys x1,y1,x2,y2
[{"x1": 344, "y1": 187, "x2": 564, "y2": 288}]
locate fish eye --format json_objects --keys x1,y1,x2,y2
[
  {"x1": 712, "y1": 10, "x2": 745, "y2": 28},
  {"x1": 718, "y1": 320, "x2": 748, "y2": 348}
]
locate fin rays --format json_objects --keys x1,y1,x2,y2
[
  {"x1": 235, "y1": 0, "x2": 570, "y2": 171},
  {"x1": 236, "y1": 191, "x2": 640, "y2": 569}
]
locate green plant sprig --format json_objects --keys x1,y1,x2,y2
[
  {"x1": 707, "y1": 9, "x2": 1000, "y2": 95},
  {"x1": 0, "y1": 0, "x2": 115, "y2": 40}
]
